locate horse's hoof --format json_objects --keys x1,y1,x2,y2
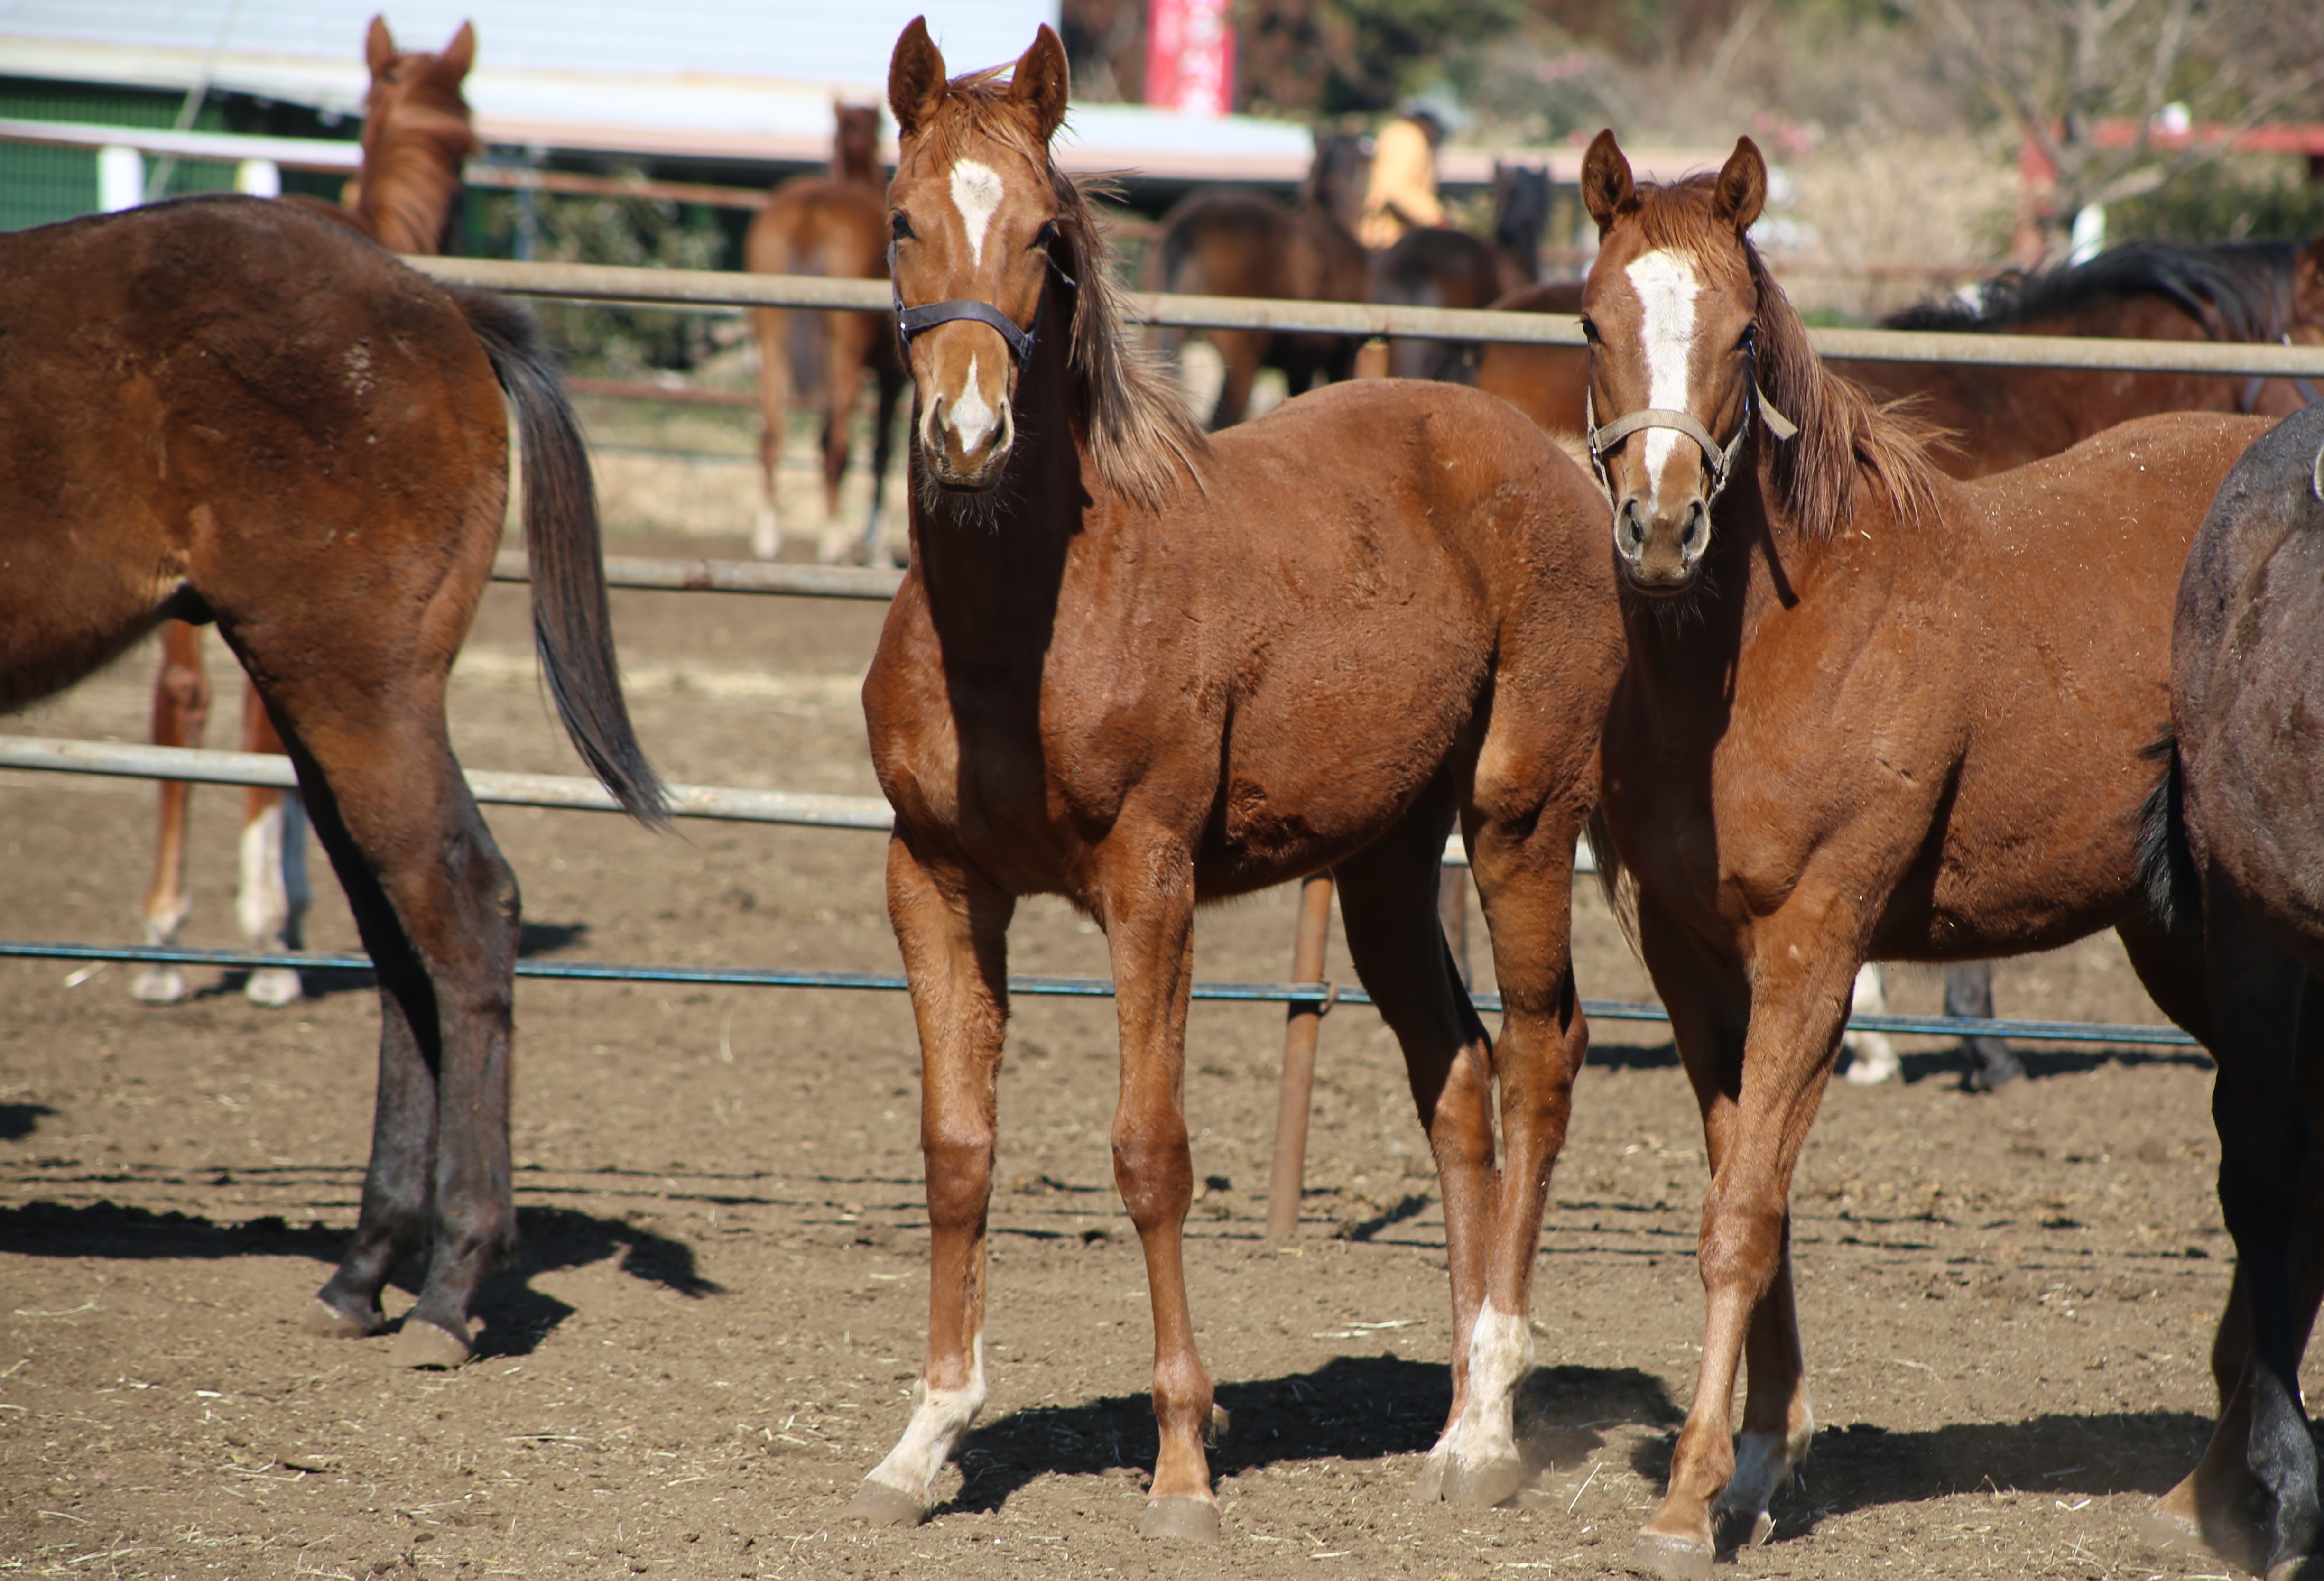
[
  {"x1": 244, "y1": 967, "x2": 303, "y2": 1008},
  {"x1": 131, "y1": 967, "x2": 189, "y2": 1005},
  {"x1": 1444, "y1": 1453, "x2": 1527, "y2": 1508},
  {"x1": 1714, "y1": 1506, "x2": 1776, "y2": 1550},
  {"x1": 1631, "y1": 1530, "x2": 1714, "y2": 1581},
  {"x1": 845, "y1": 1478, "x2": 929, "y2": 1527},
  {"x1": 302, "y1": 1297, "x2": 382, "y2": 1340},
  {"x1": 1411, "y1": 1451, "x2": 1448, "y2": 1503},
  {"x1": 389, "y1": 1317, "x2": 472, "y2": 1369},
  {"x1": 1139, "y1": 1495, "x2": 1222, "y2": 1542}
]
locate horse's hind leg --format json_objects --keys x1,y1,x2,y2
[
  {"x1": 2153, "y1": 886, "x2": 2319, "y2": 1572},
  {"x1": 1332, "y1": 802, "x2": 1509, "y2": 1504},
  {"x1": 815, "y1": 319, "x2": 862, "y2": 565},
  {"x1": 134, "y1": 619, "x2": 210, "y2": 1004},
  {"x1": 859, "y1": 362, "x2": 907, "y2": 569},
  {"x1": 266, "y1": 685, "x2": 519, "y2": 1367},
  {"x1": 235, "y1": 683, "x2": 309, "y2": 1008},
  {"x1": 750, "y1": 305, "x2": 791, "y2": 561}
]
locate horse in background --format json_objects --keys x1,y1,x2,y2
[
  {"x1": 745, "y1": 103, "x2": 908, "y2": 566},
  {"x1": 2162, "y1": 402, "x2": 2324, "y2": 1578},
  {"x1": 136, "y1": 13, "x2": 477, "y2": 1008},
  {"x1": 1147, "y1": 130, "x2": 1369, "y2": 427},
  {"x1": 3, "y1": 194, "x2": 664, "y2": 1367},
  {"x1": 1575, "y1": 129, "x2": 2264, "y2": 1574},
  {"x1": 855, "y1": 20, "x2": 1625, "y2": 1538},
  {"x1": 1370, "y1": 163, "x2": 1551, "y2": 382}
]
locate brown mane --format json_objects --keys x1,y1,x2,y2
[
  {"x1": 355, "y1": 49, "x2": 477, "y2": 254},
  {"x1": 1629, "y1": 174, "x2": 1944, "y2": 541},
  {"x1": 915, "y1": 70, "x2": 1208, "y2": 509}
]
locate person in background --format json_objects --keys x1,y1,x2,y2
[{"x1": 1359, "y1": 102, "x2": 1448, "y2": 250}]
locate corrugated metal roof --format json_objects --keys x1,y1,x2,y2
[{"x1": 0, "y1": 1, "x2": 1052, "y2": 94}]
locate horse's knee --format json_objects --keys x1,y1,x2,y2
[
  {"x1": 922, "y1": 1136, "x2": 996, "y2": 1232},
  {"x1": 1112, "y1": 1126, "x2": 1193, "y2": 1230}
]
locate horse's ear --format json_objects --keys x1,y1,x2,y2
[
  {"x1": 1580, "y1": 129, "x2": 1634, "y2": 232},
  {"x1": 888, "y1": 17, "x2": 947, "y2": 139},
  {"x1": 1008, "y1": 24, "x2": 1071, "y2": 143},
  {"x1": 1711, "y1": 137, "x2": 1767, "y2": 235},
  {"x1": 364, "y1": 14, "x2": 396, "y2": 74},
  {"x1": 440, "y1": 22, "x2": 476, "y2": 79}
]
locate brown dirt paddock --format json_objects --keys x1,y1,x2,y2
[{"x1": 0, "y1": 530, "x2": 2275, "y2": 1580}]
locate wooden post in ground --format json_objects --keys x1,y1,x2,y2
[{"x1": 1265, "y1": 872, "x2": 1335, "y2": 1239}]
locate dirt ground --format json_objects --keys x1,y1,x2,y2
[{"x1": 0, "y1": 527, "x2": 2267, "y2": 1580}]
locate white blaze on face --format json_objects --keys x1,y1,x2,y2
[
  {"x1": 946, "y1": 353, "x2": 999, "y2": 455},
  {"x1": 1623, "y1": 249, "x2": 1704, "y2": 496},
  {"x1": 948, "y1": 158, "x2": 1006, "y2": 268}
]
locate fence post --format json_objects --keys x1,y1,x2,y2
[{"x1": 1265, "y1": 872, "x2": 1334, "y2": 1239}]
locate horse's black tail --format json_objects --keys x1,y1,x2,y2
[
  {"x1": 455, "y1": 289, "x2": 670, "y2": 829},
  {"x1": 2136, "y1": 732, "x2": 2199, "y2": 937}
]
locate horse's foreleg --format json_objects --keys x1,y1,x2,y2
[
  {"x1": 236, "y1": 683, "x2": 309, "y2": 1008},
  {"x1": 750, "y1": 306, "x2": 790, "y2": 561},
  {"x1": 1334, "y1": 816, "x2": 1503, "y2": 1503},
  {"x1": 851, "y1": 838, "x2": 1013, "y2": 1526},
  {"x1": 1100, "y1": 859, "x2": 1221, "y2": 1540},
  {"x1": 1637, "y1": 901, "x2": 1838, "y2": 1581},
  {"x1": 135, "y1": 619, "x2": 210, "y2": 1004}
]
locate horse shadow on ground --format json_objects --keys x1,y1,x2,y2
[
  {"x1": 1592, "y1": 1039, "x2": 2212, "y2": 1083},
  {"x1": 189, "y1": 920, "x2": 591, "y2": 1004},
  {"x1": 0, "y1": 1197, "x2": 715, "y2": 1357},
  {"x1": 943, "y1": 1357, "x2": 1682, "y2": 1516},
  {"x1": 1619, "y1": 1408, "x2": 2217, "y2": 1553},
  {"x1": 0, "y1": 1102, "x2": 58, "y2": 1141}
]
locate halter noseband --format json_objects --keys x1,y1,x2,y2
[
  {"x1": 889, "y1": 244, "x2": 1074, "y2": 374},
  {"x1": 1585, "y1": 342, "x2": 1798, "y2": 500}
]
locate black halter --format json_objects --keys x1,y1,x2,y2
[{"x1": 889, "y1": 244, "x2": 1073, "y2": 373}]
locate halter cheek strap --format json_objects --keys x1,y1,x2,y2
[
  {"x1": 888, "y1": 243, "x2": 1075, "y2": 374},
  {"x1": 1585, "y1": 376, "x2": 1798, "y2": 501}
]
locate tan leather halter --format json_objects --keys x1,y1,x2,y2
[{"x1": 1585, "y1": 340, "x2": 1798, "y2": 500}]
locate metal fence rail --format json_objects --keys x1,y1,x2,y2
[
  {"x1": 0, "y1": 941, "x2": 2203, "y2": 1049},
  {"x1": 407, "y1": 255, "x2": 2324, "y2": 378}
]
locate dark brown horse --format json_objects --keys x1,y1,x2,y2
[
  {"x1": 1573, "y1": 130, "x2": 2265, "y2": 1576},
  {"x1": 1148, "y1": 129, "x2": 1370, "y2": 427},
  {"x1": 137, "y1": 14, "x2": 479, "y2": 1009},
  {"x1": 852, "y1": 20, "x2": 1625, "y2": 1539},
  {"x1": 745, "y1": 102, "x2": 907, "y2": 566},
  {"x1": 5, "y1": 194, "x2": 664, "y2": 1366},
  {"x1": 2160, "y1": 400, "x2": 2324, "y2": 1576},
  {"x1": 1371, "y1": 162, "x2": 1553, "y2": 382}
]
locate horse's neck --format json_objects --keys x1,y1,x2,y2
[
  {"x1": 356, "y1": 116, "x2": 467, "y2": 253},
  {"x1": 833, "y1": 150, "x2": 882, "y2": 188},
  {"x1": 909, "y1": 318, "x2": 1090, "y2": 664},
  {"x1": 1629, "y1": 442, "x2": 1810, "y2": 682}
]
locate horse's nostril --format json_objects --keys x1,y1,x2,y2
[
  {"x1": 1616, "y1": 499, "x2": 1646, "y2": 555},
  {"x1": 1682, "y1": 502, "x2": 1709, "y2": 556}
]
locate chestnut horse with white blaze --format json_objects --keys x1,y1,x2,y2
[
  {"x1": 853, "y1": 19, "x2": 1626, "y2": 1540},
  {"x1": 137, "y1": 14, "x2": 479, "y2": 1008},
  {"x1": 3, "y1": 194, "x2": 665, "y2": 1366},
  {"x1": 1574, "y1": 129, "x2": 2263, "y2": 1576}
]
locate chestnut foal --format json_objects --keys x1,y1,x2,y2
[
  {"x1": 1575, "y1": 130, "x2": 2265, "y2": 1576},
  {"x1": 852, "y1": 20, "x2": 1624, "y2": 1539}
]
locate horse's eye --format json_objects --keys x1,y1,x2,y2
[
  {"x1": 1031, "y1": 219, "x2": 1059, "y2": 249},
  {"x1": 890, "y1": 211, "x2": 916, "y2": 242},
  {"x1": 1737, "y1": 324, "x2": 1757, "y2": 352},
  {"x1": 1578, "y1": 315, "x2": 1600, "y2": 345}
]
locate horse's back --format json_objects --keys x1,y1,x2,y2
[{"x1": 0, "y1": 196, "x2": 506, "y2": 710}]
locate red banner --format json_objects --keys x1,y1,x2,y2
[{"x1": 1145, "y1": 0, "x2": 1235, "y2": 117}]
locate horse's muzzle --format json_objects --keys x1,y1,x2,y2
[{"x1": 1614, "y1": 493, "x2": 1709, "y2": 594}]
